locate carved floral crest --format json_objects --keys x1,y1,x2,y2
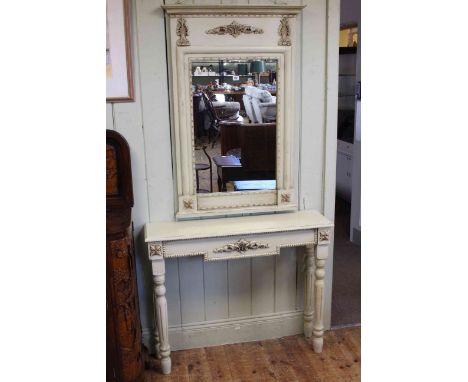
[
  {"x1": 206, "y1": 21, "x2": 264, "y2": 38},
  {"x1": 278, "y1": 16, "x2": 291, "y2": 46},
  {"x1": 213, "y1": 239, "x2": 269, "y2": 253},
  {"x1": 176, "y1": 17, "x2": 190, "y2": 46}
]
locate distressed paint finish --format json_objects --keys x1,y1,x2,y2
[
  {"x1": 146, "y1": 210, "x2": 332, "y2": 368},
  {"x1": 106, "y1": 0, "x2": 339, "y2": 352}
]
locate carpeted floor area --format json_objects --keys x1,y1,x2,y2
[{"x1": 331, "y1": 197, "x2": 361, "y2": 328}]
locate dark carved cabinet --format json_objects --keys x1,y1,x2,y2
[{"x1": 107, "y1": 130, "x2": 144, "y2": 382}]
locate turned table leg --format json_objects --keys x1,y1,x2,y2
[
  {"x1": 312, "y1": 229, "x2": 330, "y2": 353},
  {"x1": 303, "y1": 245, "x2": 315, "y2": 338},
  {"x1": 153, "y1": 311, "x2": 161, "y2": 360},
  {"x1": 152, "y1": 259, "x2": 171, "y2": 374}
]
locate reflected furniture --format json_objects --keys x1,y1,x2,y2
[
  {"x1": 145, "y1": 210, "x2": 333, "y2": 375},
  {"x1": 214, "y1": 122, "x2": 276, "y2": 191},
  {"x1": 106, "y1": 130, "x2": 144, "y2": 382},
  {"x1": 212, "y1": 154, "x2": 242, "y2": 192},
  {"x1": 194, "y1": 145, "x2": 213, "y2": 193},
  {"x1": 243, "y1": 86, "x2": 277, "y2": 123},
  {"x1": 233, "y1": 179, "x2": 276, "y2": 191},
  {"x1": 201, "y1": 92, "x2": 242, "y2": 147}
]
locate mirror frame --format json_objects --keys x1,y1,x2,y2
[
  {"x1": 161, "y1": 5, "x2": 305, "y2": 219},
  {"x1": 174, "y1": 47, "x2": 295, "y2": 219}
]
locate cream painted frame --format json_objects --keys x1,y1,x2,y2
[
  {"x1": 161, "y1": 4, "x2": 305, "y2": 219},
  {"x1": 174, "y1": 47, "x2": 296, "y2": 219}
]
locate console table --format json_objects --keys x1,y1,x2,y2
[{"x1": 145, "y1": 210, "x2": 333, "y2": 374}]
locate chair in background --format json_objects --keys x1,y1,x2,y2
[
  {"x1": 242, "y1": 86, "x2": 276, "y2": 123},
  {"x1": 194, "y1": 145, "x2": 213, "y2": 193},
  {"x1": 201, "y1": 91, "x2": 241, "y2": 147}
]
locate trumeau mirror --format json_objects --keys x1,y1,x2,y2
[{"x1": 162, "y1": 5, "x2": 305, "y2": 219}]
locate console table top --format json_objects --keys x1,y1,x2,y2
[{"x1": 145, "y1": 210, "x2": 332, "y2": 242}]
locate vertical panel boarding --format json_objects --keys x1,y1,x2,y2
[
  {"x1": 178, "y1": 256, "x2": 206, "y2": 324},
  {"x1": 203, "y1": 260, "x2": 229, "y2": 320},
  {"x1": 106, "y1": 104, "x2": 114, "y2": 130},
  {"x1": 295, "y1": 246, "x2": 305, "y2": 310},
  {"x1": 228, "y1": 258, "x2": 252, "y2": 318},
  {"x1": 251, "y1": 257, "x2": 275, "y2": 315},
  {"x1": 165, "y1": 258, "x2": 182, "y2": 326},
  {"x1": 274, "y1": 248, "x2": 297, "y2": 312},
  {"x1": 299, "y1": 0, "x2": 327, "y2": 211},
  {"x1": 136, "y1": 0, "x2": 174, "y2": 221}
]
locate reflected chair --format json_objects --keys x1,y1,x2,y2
[
  {"x1": 201, "y1": 91, "x2": 241, "y2": 148},
  {"x1": 194, "y1": 145, "x2": 213, "y2": 193}
]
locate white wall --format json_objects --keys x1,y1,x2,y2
[{"x1": 107, "y1": 0, "x2": 339, "y2": 351}]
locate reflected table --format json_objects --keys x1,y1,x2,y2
[{"x1": 212, "y1": 154, "x2": 242, "y2": 192}]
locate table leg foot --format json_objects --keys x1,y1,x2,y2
[
  {"x1": 161, "y1": 355, "x2": 172, "y2": 375},
  {"x1": 313, "y1": 333, "x2": 324, "y2": 353}
]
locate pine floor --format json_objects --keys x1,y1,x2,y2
[{"x1": 145, "y1": 326, "x2": 360, "y2": 382}]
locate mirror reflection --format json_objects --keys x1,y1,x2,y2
[{"x1": 192, "y1": 58, "x2": 278, "y2": 193}]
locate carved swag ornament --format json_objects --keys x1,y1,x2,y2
[
  {"x1": 206, "y1": 21, "x2": 264, "y2": 38},
  {"x1": 213, "y1": 238, "x2": 269, "y2": 253}
]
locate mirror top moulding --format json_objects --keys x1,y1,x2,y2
[{"x1": 161, "y1": 5, "x2": 306, "y2": 16}]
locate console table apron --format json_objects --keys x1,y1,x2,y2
[{"x1": 145, "y1": 210, "x2": 333, "y2": 375}]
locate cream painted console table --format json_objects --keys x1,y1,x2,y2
[{"x1": 145, "y1": 210, "x2": 333, "y2": 374}]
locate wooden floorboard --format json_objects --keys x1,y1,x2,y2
[{"x1": 145, "y1": 327, "x2": 361, "y2": 382}]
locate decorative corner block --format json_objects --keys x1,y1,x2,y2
[
  {"x1": 318, "y1": 230, "x2": 330, "y2": 244},
  {"x1": 183, "y1": 198, "x2": 193, "y2": 209},
  {"x1": 281, "y1": 192, "x2": 291, "y2": 203},
  {"x1": 179, "y1": 195, "x2": 196, "y2": 212},
  {"x1": 149, "y1": 243, "x2": 163, "y2": 258},
  {"x1": 278, "y1": 190, "x2": 293, "y2": 205}
]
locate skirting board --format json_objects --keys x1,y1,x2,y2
[{"x1": 142, "y1": 310, "x2": 305, "y2": 351}]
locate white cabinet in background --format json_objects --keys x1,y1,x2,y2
[{"x1": 336, "y1": 140, "x2": 353, "y2": 202}]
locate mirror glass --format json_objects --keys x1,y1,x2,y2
[{"x1": 191, "y1": 58, "x2": 278, "y2": 194}]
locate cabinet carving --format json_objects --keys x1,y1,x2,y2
[{"x1": 107, "y1": 130, "x2": 143, "y2": 382}]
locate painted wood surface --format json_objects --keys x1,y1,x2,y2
[{"x1": 106, "y1": 0, "x2": 339, "y2": 349}]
